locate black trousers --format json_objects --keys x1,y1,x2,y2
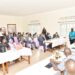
[
  {"x1": 70, "y1": 39, "x2": 75, "y2": 44},
  {"x1": 47, "y1": 43, "x2": 52, "y2": 49}
]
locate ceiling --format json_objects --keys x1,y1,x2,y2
[{"x1": 0, "y1": 0, "x2": 75, "y2": 16}]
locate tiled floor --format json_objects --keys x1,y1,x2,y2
[{"x1": 0, "y1": 48, "x2": 62, "y2": 75}]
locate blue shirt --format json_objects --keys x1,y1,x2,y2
[{"x1": 69, "y1": 31, "x2": 75, "y2": 40}]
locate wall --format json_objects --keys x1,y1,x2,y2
[
  {"x1": 1, "y1": 7, "x2": 75, "y2": 35},
  {"x1": 23, "y1": 7, "x2": 75, "y2": 35},
  {"x1": 0, "y1": 15, "x2": 24, "y2": 33}
]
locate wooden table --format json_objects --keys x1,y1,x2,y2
[{"x1": 0, "y1": 47, "x2": 32, "y2": 75}]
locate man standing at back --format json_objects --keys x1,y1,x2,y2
[{"x1": 69, "y1": 28, "x2": 75, "y2": 44}]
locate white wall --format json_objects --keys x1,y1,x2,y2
[
  {"x1": 23, "y1": 7, "x2": 75, "y2": 35},
  {"x1": 1, "y1": 7, "x2": 75, "y2": 35},
  {"x1": 0, "y1": 15, "x2": 24, "y2": 33}
]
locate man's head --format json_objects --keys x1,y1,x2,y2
[
  {"x1": 65, "y1": 59, "x2": 75, "y2": 75},
  {"x1": 64, "y1": 47, "x2": 71, "y2": 57},
  {"x1": 71, "y1": 28, "x2": 74, "y2": 32}
]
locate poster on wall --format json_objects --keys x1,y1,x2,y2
[{"x1": 7, "y1": 24, "x2": 16, "y2": 33}]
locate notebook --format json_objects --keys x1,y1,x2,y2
[
  {"x1": 72, "y1": 47, "x2": 75, "y2": 49},
  {"x1": 45, "y1": 63, "x2": 52, "y2": 68}
]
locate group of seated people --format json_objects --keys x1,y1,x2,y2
[
  {"x1": 0, "y1": 27, "x2": 60, "y2": 53},
  {"x1": 23, "y1": 30, "x2": 60, "y2": 51},
  {"x1": 0, "y1": 27, "x2": 75, "y2": 75}
]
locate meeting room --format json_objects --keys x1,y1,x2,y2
[{"x1": 0, "y1": 0, "x2": 75, "y2": 75}]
